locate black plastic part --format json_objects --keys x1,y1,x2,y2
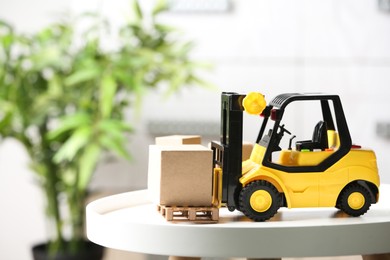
[
  {"x1": 211, "y1": 92, "x2": 246, "y2": 211},
  {"x1": 321, "y1": 100, "x2": 335, "y2": 131},
  {"x1": 296, "y1": 121, "x2": 328, "y2": 151},
  {"x1": 288, "y1": 135, "x2": 296, "y2": 150},
  {"x1": 256, "y1": 108, "x2": 270, "y2": 144}
]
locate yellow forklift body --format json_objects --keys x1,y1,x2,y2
[{"x1": 240, "y1": 144, "x2": 379, "y2": 208}]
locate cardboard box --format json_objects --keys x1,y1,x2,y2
[
  {"x1": 155, "y1": 135, "x2": 201, "y2": 145},
  {"x1": 148, "y1": 145, "x2": 213, "y2": 207},
  {"x1": 242, "y1": 142, "x2": 254, "y2": 161}
]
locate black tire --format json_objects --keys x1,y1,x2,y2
[
  {"x1": 338, "y1": 183, "x2": 372, "y2": 217},
  {"x1": 239, "y1": 180, "x2": 281, "y2": 222}
]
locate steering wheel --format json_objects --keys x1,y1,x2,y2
[
  {"x1": 278, "y1": 124, "x2": 291, "y2": 135},
  {"x1": 271, "y1": 124, "x2": 292, "y2": 152}
]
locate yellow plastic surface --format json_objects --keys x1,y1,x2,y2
[
  {"x1": 348, "y1": 192, "x2": 365, "y2": 210},
  {"x1": 250, "y1": 190, "x2": 272, "y2": 212},
  {"x1": 278, "y1": 150, "x2": 334, "y2": 166},
  {"x1": 212, "y1": 168, "x2": 223, "y2": 207},
  {"x1": 327, "y1": 130, "x2": 340, "y2": 149},
  {"x1": 242, "y1": 92, "x2": 266, "y2": 115},
  {"x1": 240, "y1": 143, "x2": 379, "y2": 209}
]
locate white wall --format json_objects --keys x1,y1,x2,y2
[
  {"x1": 1, "y1": 1, "x2": 390, "y2": 259},
  {"x1": 125, "y1": 0, "x2": 390, "y2": 186}
]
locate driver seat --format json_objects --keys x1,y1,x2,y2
[{"x1": 296, "y1": 121, "x2": 328, "y2": 151}]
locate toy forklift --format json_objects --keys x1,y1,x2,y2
[{"x1": 211, "y1": 92, "x2": 380, "y2": 221}]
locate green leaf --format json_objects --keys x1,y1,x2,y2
[
  {"x1": 154, "y1": 24, "x2": 176, "y2": 34},
  {"x1": 0, "y1": 101, "x2": 14, "y2": 131},
  {"x1": 64, "y1": 67, "x2": 100, "y2": 86},
  {"x1": 96, "y1": 120, "x2": 132, "y2": 159},
  {"x1": 0, "y1": 20, "x2": 13, "y2": 38},
  {"x1": 47, "y1": 113, "x2": 91, "y2": 140},
  {"x1": 77, "y1": 144, "x2": 101, "y2": 191},
  {"x1": 29, "y1": 162, "x2": 47, "y2": 179},
  {"x1": 99, "y1": 135, "x2": 131, "y2": 160},
  {"x1": 0, "y1": 110, "x2": 12, "y2": 131},
  {"x1": 98, "y1": 119, "x2": 133, "y2": 133},
  {"x1": 152, "y1": 0, "x2": 169, "y2": 15},
  {"x1": 176, "y1": 42, "x2": 195, "y2": 56},
  {"x1": 53, "y1": 126, "x2": 92, "y2": 162},
  {"x1": 48, "y1": 74, "x2": 63, "y2": 96},
  {"x1": 30, "y1": 46, "x2": 62, "y2": 70},
  {"x1": 113, "y1": 70, "x2": 134, "y2": 87},
  {"x1": 31, "y1": 94, "x2": 54, "y2": 118},
  {"x1": 0, "y1": 20, "x2": 12, "y2": 29},
  {"x1": 129, "y1": 0, "x2": 143, "y2": 25},
  {"x1": 62, "y1": 168, "x2": 77, "y2": 187},
  {"x1": 100, "y1": 74, "x2": 117, "y2": 118},
  {"x1": 1, "y1": 34, "x2": 14, "y2": 50}
]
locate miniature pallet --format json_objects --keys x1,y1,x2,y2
[{"x1": 158, "y1": 205, "x2": 219, "y2": 223}]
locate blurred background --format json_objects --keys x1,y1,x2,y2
[{"x1": 1, "y1": 0, "x2": 390, "y2": 259}]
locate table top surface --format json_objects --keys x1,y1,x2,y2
[{"x1": 86, "y1": 184, "x2": 390, "y2": 258}]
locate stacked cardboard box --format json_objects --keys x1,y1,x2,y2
[
  {"x1": 155, "y1": 135, "x2": 201, "y2": 145},
  {"x1": 148, "y1": 135, "x2": 213, "y2": 207},
  {"x1": 148, "y1": 135, "x2": 254, "y2": 207}
]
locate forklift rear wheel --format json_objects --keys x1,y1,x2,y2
[
  {"x1": 338, "y1": 183, "x2": 372, "y2": 217},
  {"x1": 239, "y1": 180, "x2": 281, "y2": 222}
]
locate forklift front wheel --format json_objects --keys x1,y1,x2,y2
[{"x1": 239, "y1": 180, "x2": 281, "y2": 222}]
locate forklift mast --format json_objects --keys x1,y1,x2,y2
[{"x1": 211, "y1": 92, "x2": 246, "y2": 211}]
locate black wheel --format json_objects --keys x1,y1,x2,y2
[
  {"x1": 338, "y1": 183, "x2": 372, "y2": 217},
  {"x1": 239, "y1": 180, "x2": 281, "y2": 222}
]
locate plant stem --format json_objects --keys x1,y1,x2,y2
[
  {"x1": 39, "y1": 118, "x2": 65, "y2": 252},
  {"x1": 68, "y1": 184, "x2": 86, "y2": 253}
]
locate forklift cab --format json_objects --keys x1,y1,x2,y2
[
  {"x1": 239, "y1": 92, "x2": 378, "y2": 221},
  {"x1": 255, "y1": 93, "x2": 352, "y2": 172}
]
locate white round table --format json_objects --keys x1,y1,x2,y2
[{"x1": 86, "y1": 184, "x2": 390, "y2": 259}]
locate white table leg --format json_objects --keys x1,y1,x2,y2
[{"x1": 362, "y1": 253, "x2": 390, "y2": 260}]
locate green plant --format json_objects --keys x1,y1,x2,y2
[{"x1": 0, "y1": 0, "x2": 210, "y2": 256}]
